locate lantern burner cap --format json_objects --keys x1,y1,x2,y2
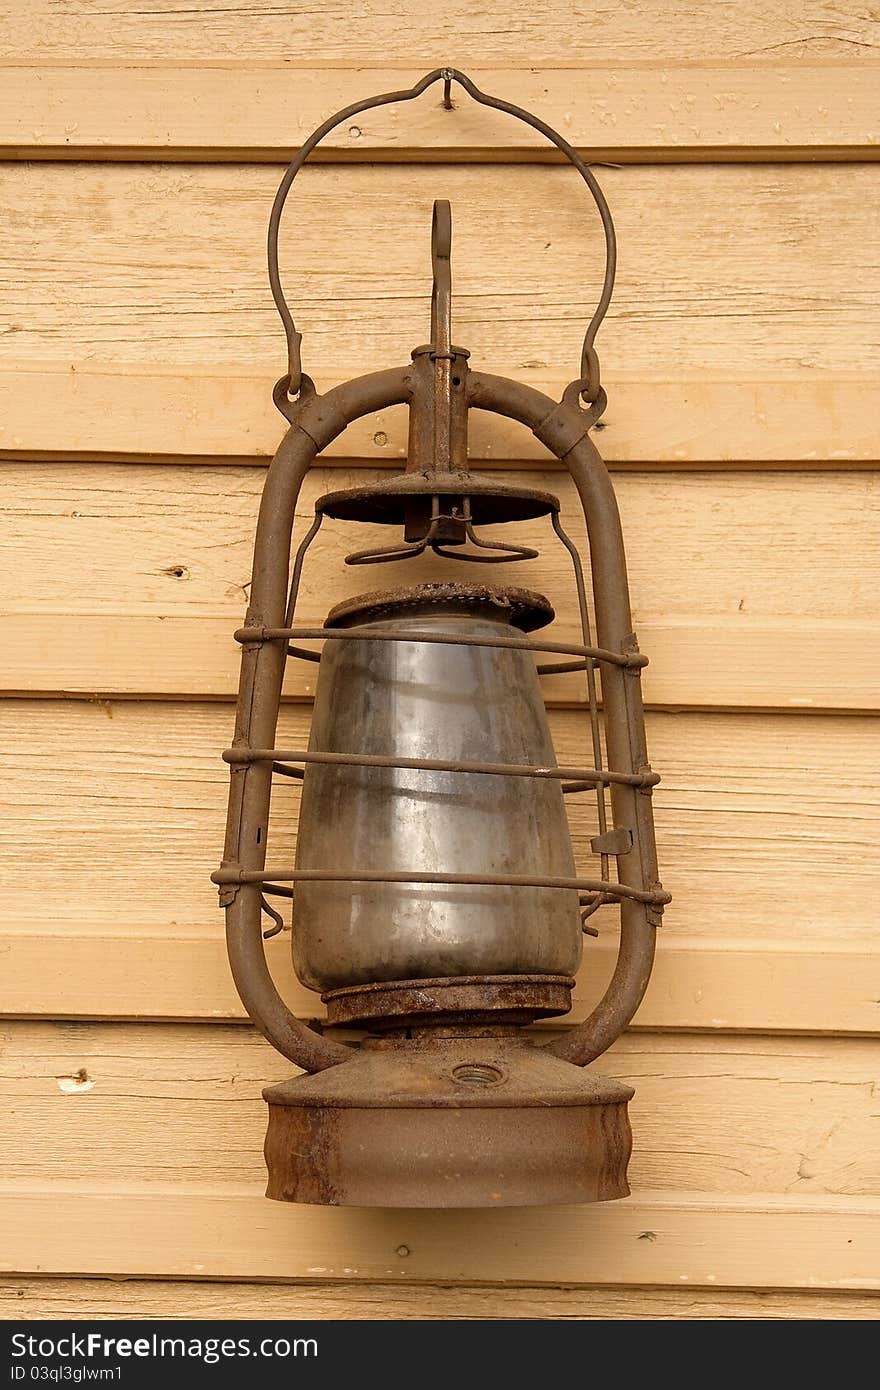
[
  {"x1": 324, "y1": 581, "x2": 555, "y2": 633},
  {"x1": 321, "y1": 973, "x2": 575, "y2": 1031}
]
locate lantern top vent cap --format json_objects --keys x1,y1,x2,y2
[
  {"x1": 315, "y1": 474, "x2": 560, "y2": 527},
  {"x1": 324, "y1": 581, "x2": 555, "y2": 633}
]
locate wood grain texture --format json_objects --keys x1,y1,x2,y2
[
  {"x1": 1, "y1": 700, "x2": 877, "y2": 946},
  {"x1": 4, "y1": 64, "x2": 878, "y2": 161},
  {"x1": 2, "y1": 368, "x2": 875, "y2": 464},
  {"x1": 4, "y1": 1022, "x2": 879, "y2": 1198},
  {"x1": 3, "y1": 1277, "x2": 877, "y2": 1321},
  {"x1": 1, "y1": 1185, "x2": 877, "y2": 1289},
  {"x1": 2, "y1": 463, "x2": 877, "y2": 709},
  {"x1": 2, "y1": 1, "x2": 876, "y2": 66},
  {"x1": 7, "y1": 463, "x2": 876, "y2": 623},
  {"x1": 0, "y1": 165, "x2": 877, "y2": 380}
]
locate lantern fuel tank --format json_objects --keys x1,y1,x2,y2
[{"x1": 293, "y1": 582, "x2": 583, "y2": 993}]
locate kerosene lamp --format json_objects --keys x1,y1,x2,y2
[{"x1": 213, "y1": 69, "x2": 669, "y2": 1207}]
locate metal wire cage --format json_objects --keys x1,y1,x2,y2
[{"x1": 212, "y1": 70, "x2": 669, "y2": 1207}]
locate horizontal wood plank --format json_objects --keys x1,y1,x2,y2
[
  {"x1": 4, "y1": 931, "x2": 877, "y2": 1036},
  {"x1": 8, "y1": 613, "x2": 878, "y2": 712},
  {"x1": 4, "y1": 1023, "x2": 879, "y2": 1197},
  {"x1": 1, "y1": 701, "x2": 878, "y2": 1037},
  {"x1": 3, "y1": 1, "x2": 875, "y2": 67},
  {"x1": 3, "y1": 1018, "x2": 878, "y2": 1291},
  {"x1": 3, "y1": 463, "x2": 877, "y2": 709},
  {"x1": 1, "y1": 368, "x2": 875, "y2": 465},
  {"x1": 4, "y1": 1276, "x2": 876, "y2": 1321},
  {"x1": 0, "y1": 165, "x2": 877, "y2": 383},
  {"x1": 1, "y1": 1186, "x2": 876, "y2": 1289},
  {"x1": 4, "y1": 65, "x2": 878, "y2": 161},
  {"x1": 12, "y1": 464, "x2": 873, "y2": 624},
  {"x1": 3, "y1": 699, "x2": 876, "y2": 946}
]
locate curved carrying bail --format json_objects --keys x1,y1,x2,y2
[
  {"x1": 267, "y1": 66, "x2": 615, "y2": 413},
  {"x1": 217, "y1": 373, "x2": 663, "y2": 1075}
]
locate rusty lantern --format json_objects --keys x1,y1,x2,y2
[{"x1": 213, "y1": 68, "x2": 669, "y2": 1207}]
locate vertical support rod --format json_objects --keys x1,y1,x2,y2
[{"x1": 431, "y1": 199, "x2": 454, "y2": 475}]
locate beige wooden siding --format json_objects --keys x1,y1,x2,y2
[{"x1": 1, "y1": 0, "x2": 878, "y2": 1321}]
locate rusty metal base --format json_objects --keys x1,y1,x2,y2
[
  {"x1": 263, "y1": 1037, "x2": 633, "y2": 1207},
  {"x1": 321, "y1": 973, "x2": 575, "y2": 1029}
]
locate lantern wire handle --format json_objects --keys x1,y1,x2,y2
[{"x1": 267, "y1": 67, "x2": 616, "y2": 408}]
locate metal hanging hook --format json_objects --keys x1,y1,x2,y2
[{"x1": 267, "y1": 67, "x2": 616, "y2": 410}]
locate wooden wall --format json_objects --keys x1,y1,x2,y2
[{"x1": 1, "y1": 1, "x2": 878, "y2": 1320}]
